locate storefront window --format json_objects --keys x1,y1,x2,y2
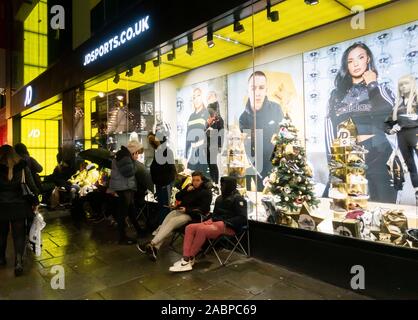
[{"x1": 79, "y1": 1, "x2": 417, "y2": 249}]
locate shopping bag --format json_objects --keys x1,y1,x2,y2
[{"x1": 29, "y1": 211, "x2": 47, "y2": 256}]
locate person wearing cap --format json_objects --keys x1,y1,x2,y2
[
  {"x1": 109, "y1": 140, "x2": 144, "y2": 244},
  {"x1": 169, "y1": 176, "x2": 247, "y2": 272}
]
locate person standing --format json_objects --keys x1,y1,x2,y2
[
  {"x1": 109, "y1": 140, "x2": 143, "y2": 244},
  {"x1": 148, "y1": 132, "x2": 176, "y2": 225},
  {"x1": 239, "y1": 71, "x2": 284, "y2": 190},
  {"x1": 14, "y1": 143, "x2": 43, "y2": 190},
  {"x1": 14, "y1": 143, "x2": 43, "y2": 234},
  {"x1": 384, "y1": 74, "x2": 418, "y2": 198},
  {"x1": 326, "y1": 42, "x2": 396, "y2": 203},
  {"x1": 205, "y1": 98, "x2": 224, "y2": 184},
  {"x1": 0, "y1": 145, "x2": 39, "y2": 276}
]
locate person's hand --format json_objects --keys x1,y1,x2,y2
[
  {"x1": 389, "y1": 124, "x2": 401, "y2": 134},
  {"x1": 187, "y1": 185, "x2": 194, "y2": 192},
  {"x1": 363, "y1": 70, "x2": 377, "y2": 85},
  {"x1": 207, "y1": 117, "x2": 215, "y2": 126}
]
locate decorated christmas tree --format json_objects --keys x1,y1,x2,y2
[{"x1": 263, "y1": 116, "x2": 319, "y2": 214}]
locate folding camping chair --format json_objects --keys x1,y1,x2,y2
[{"x1": 204, "y1": 225, "x2": 249, "y2": 266}]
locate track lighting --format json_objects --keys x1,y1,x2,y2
[
  {"x1": 153, "y1": 56, "x2": 160, "y2": 67},
  {"x1": 186, "y1": 36, "x2": 193, "y2": 55},
  {"x1": 266, "y1": 1, "x2": 279, "y2": 22},
  {"x1": 125, "y1": 68, "x2": 133, "y2": 77},
  {"x1": 140, "y1": 62, "x2": 146, "y2": 74},
  {"x1": 233, "y1": 20, "x2": 244, "y2": 33},
  {"x1": 207, "y1": 27, "x2": 215, "y2": 48},
  {"x1": 233, "y1": 12, "x2": 244, "y2": 33},
  {"x1": 167, "y1": 47, "x2": 176, "y2": 61},
  {"x1": 113, "y1": 74, "x2": 120, "y2": 84},
  {"x1": 305, "y1": 0, "x2": 319, "y2": 5}
]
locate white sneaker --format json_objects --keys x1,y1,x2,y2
[
  {"x1": 173, "y1": 257, "x2": 195, "y2": 267},
  {"x1": 169, "y1": 259, "x2": 193, "y2": 272}
]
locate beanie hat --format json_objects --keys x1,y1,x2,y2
[{"x1": 127, "y1": 140, "x2": 143, "y2": 154}]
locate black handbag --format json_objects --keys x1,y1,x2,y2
[{"x1": 21, "y1": 169, "x2": 38, "y2": 205}]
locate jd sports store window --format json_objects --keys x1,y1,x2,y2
[{"x1": 83, "y1": 0, "x2": 418, "y2": 250}]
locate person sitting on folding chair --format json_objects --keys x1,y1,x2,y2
[
  {"x1": 169, "y1": 176, "x2": 247, "y2": 273},
  {"x1": 136, "y1": 171, "x2": 212, "y2": 261}
]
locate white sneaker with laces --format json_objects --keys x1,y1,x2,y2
[
  {"x1": 169, "y1": 259, "x2": 193, "y2": 272},
  {"x1": 173, "y1": 257, "x2": 195, "y2": 267}
]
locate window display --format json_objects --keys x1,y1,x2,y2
[
  {"x1": 78, "y1": 5, "x2": 417, "y2": 251},
  {"x1": 176, "y1": 76, "x2": 228, "y2": 183}
]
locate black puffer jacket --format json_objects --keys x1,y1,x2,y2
[
  {"x1": 109, "y1": 146, "x2": 136, "y2": 192},
  {"x1": 150, "y1": 143, "x2": 176, "y2": 187},
  {"x1": 175, "y1": 180, "x2": 212, "y2": 218},
  {"x1": 212, "y1": 177, "x2": 247, "y2": 232},
  {"x1": 0, "y1": 160, "x2": 39, "y2": 221}
]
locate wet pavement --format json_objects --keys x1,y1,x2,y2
[{"x1": 0, "y1": 212, "x2": 370, "y2": 300}]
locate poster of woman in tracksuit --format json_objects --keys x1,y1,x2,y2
[
  {"x1": 304, "y1": 21, "x2": 418, "y2": 205},
  {"x1": 325, "y1": 42, "x2": 397, "y2": 203}
]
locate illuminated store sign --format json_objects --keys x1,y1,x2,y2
[
  {"x1": 83, "y1": 15, "x2": 150, "y2": 66},
  {"x1": 24, "y1": 86, "x2": 33, "y2": 106}
]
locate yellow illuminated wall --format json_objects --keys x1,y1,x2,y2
[
  {"x1": 21, "y1": 119, "x2": 59, "y2": 175},
  {"x1": 21, "y1": 99, "x2": 61, "y2": 176},
  {"x1": 24, "y1": 0, "x2": 48, "y2": 85}
]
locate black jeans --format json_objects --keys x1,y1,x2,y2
[
  {"x1": 398, "y1": 127, "x2": 418, "y2": 188},
  {"x1": 0, "y1": 219, "x2": 26, "y2": 261},
  {"x1": 115, "y1": 190, "x2": 141, "y2": 240},
  {"x1": 206, "y1": 146, "x2": 219, "y2": 184}
]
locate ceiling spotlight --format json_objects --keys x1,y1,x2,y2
[
  {"x1": 140, "y1": 62, "x2": 146, "y2": 74},
  {"x1": 233, "y1": 20, "x2": 244, "y2": 33},
  {"x1": 125, "y1": 68, "x2": 133, "y2": 77},
  {"x1": 113, "y1": 74, "x2": 120, "y2": 84},
  {"x1": 153, "y1": 56, "x2": 160, "y2": 67},
  {"x1": 266, "y1": 1, "x2": 279, "y2": 22},
  {"x1": 207, "y1": 27, "x2": 215, "y2": 48},
  {"x1": 116, "y1": 95, "x2": 124, "y2": 101},
  {"x1": 305, "y1": 0, "x2": 319, "y2": 5},
  {"x1": 167, "y1": 47, "x2": 176, "y2": 61},
  {"x1": 186, "y1": 37, "x2": 193, "y2": 55},
  {"x1": 98, "y1": 92, "x2": 105, "y2": 98}
]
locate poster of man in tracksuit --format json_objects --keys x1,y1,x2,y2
[{"x1": 185, "y1": 87, "x2": 210, "y2": 175}]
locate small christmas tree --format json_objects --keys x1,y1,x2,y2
[{"x1": 263, "y1": 116, "x2": 319, "y2": 213}]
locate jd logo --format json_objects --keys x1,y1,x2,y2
[
  {"x1": 337, "y1": 128, "x2": 351, "y2": 146},
  {"x1": 50, "y1": 5, "x2": 65, "y2": 30},
  {"x1": 50, "y1": 265, "x2": 65, "y2": 290},
  {"x1": 350, "y1": 5, "x2": 365, "y2": 30},
  {"x1": 28, "y1": 129, "x2": 40, "y2": 138},
  {"x1": 24, "y1": 86, "x2": 32, "y2": 107},
  {"x1": 350, "y1": 265, "x2": 365, "y2": 290}
]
